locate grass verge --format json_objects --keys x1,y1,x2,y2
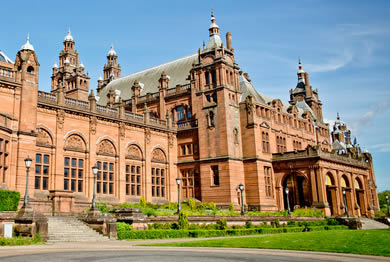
[
  {"x1": 0, "y1": 234, "x2": 43, "y2": 246},
  {"x1": 144, "y1": 229, "x2": 390, "y2": 257}
]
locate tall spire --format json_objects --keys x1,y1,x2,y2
[
  {"x1": 337, "y1": 112, "x2": 340, "y2": 120},
  {"x1": 297, "y1": 57, "x2": 305, "y2": 83},
  {"x1": 107, "y1": 44, "x2": 117, "y2": 57},
  {"x1": 205, "y1": 10, "x2": 222, "y2": 50}
]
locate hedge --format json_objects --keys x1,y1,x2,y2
[
  {"x1": 117, "y1": 225, "x2": 348, "y2": 240},
  {"x1": 0, "y1": 190, "x2": 20, "y2": 211}
]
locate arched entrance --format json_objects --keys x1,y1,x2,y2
[
  {"x1": 341, "y1": 175, "x2": 352, "y2": 216},
  {"x1": 325, "y1": 173, "x2": 337, "y2": 216},
  {"x1": 354, "y1": 178, "x2": 366, "y2": 216},
  {"x1": 282, "y1": 174, "x2": 311, "y2": 211}
]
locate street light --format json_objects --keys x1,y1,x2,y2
[
  {"x1": 22, "y1": 156, "x2": 33, "y2": 209},
  {"x1": 91, "y1": 165, "x2": 98, "y2": 210},
  {"x1": 342, "y1": 189, "x2": 349, "y2": 217},
  {"x1": 386, "y1": 195, "x2": 389, "y2": 217},
  {"x1": 285, "y1": 187, "x2": 291, "y2": 216},
  {"x1": 176, "y1": 177, "x2": 181, "y2": 214},
  {"x1": 238, "y1": 183, "x2": 245, "y2": 216}
]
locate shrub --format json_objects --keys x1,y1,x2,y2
[
  {"x1": 178, "y1": 211, "x2": 189, "y2": 229},
  {"x1": 292, "y1": 208, "x2": 324, "y2": 217},
  {"x1": 188, "y1": 198, "x2": 196, "y2": 211},
  {"x1": 0, "y1": 190, "x2": 20, "y2": 211},
  {"x1": 287, "y1": 221, "x2": 297, "y2": 227},
  {"x1": 97, "y1": 202, "x2": 110, "y2": 213},
  {"x1": 326, "y1": 218, "x2": 339, "y2": 225},
  {"x1": 245, "y1": 221, "x2": 254, "y2": 229},
  {"x1": 218, "y1": 218, "x2": 228, "y2": 230},
  {"x1": 117, "y1": 222, "x2": 134, "y2": 232},
  {"x1": 144, "y1": 208, "x2": 158, "y2": 217},
  {"x1": 275, "y1": 218, "x2": 280, "y2": 228},
  {"x1": 139, "y1": 197, "x2": 147, "y2": 208},
  {"x1": 229, "y1": 203, "x2": 235, "y2": 212}
]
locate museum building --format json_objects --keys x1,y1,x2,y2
[{"x1": 0, "y1": 13, "x2": 380, "y2": 216}]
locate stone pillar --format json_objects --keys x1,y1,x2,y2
[
  {"x1": 89, "y1": 90, "x2": 96, "y2": 113},
  {"x1": 57, "y1": 85, "x2": 65, "y2": 105}
]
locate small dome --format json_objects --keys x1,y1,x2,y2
[
  {"x1": 53, "y1": 62, "x2": 58, "y2": 68},
  {"x1": 64, "y1": 58, "x2": 70, "y2": 64},
  {"x1": 64, "y1": 29, "x2": 74, "y2": 42},
  {"x1": 20, "y1": 34, "x2": 35, "y2": 51},
  {"x1": 107, "y1": 45, "x2": 117, "y2": 56},
  {"x1": 79, "y1": 62, "x2": 85, "y2": 68},
  {"x1": 98, "y1": 75, "x2": 103, "y2": 81}
]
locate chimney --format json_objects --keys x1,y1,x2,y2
[{"x1": 226, "y1": 32, "x2": 232, "y2": 50}]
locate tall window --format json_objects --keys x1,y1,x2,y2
[
  {"x1": 264, "y1": 166, "x2": 273, "y2": 197},
  {"x1": 35, "y1": 153, "x2": 49, "y2": 190},
  {"x1": 276, "y1": 136, "x2": 287, "y2": 153},
  {"x1": 64, "y1": 157, "x2": 84, "y2": 192},
  {"x1": 181, "y1": 169, "x2": 195, "y2": 198},
  {"x1": 96, "y1": 161, "x2": 114, "y2": 194},
  {"x1": 151, "y1": 167, "x2": 165, "y2": 197},
  {"x1": 205, "y1": 71, "x2": 210, "y2": 85},
  {"x1": 176, "y1": 106, "x2": 185, "y2": 121},
  {"x1": 126, "y1": 164, "x2": 141, "y2": 196},
  {"x1": 262, "y1": 132, "x2": 270, "y2": 153},
  {"x1": 211, "y1": 165, "x2": 219, "y2": 186},
  {"x1": 0, "y1": 138, "x2": 9, "y2": 183}
]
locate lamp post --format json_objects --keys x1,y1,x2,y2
[
  {"x1": 386, "y1": 195, "x2": 389, "y2": 217},
  {"x1": 285, "y1": 187, "x2": 291, "y2": 216},
  {"x1": 22, "y1": 156, "x2": 33, "y2": 209},
  {"x1": 342, "y1": 189, "x2": 349, "y2": 217},
  {"x1": 91, "y1": 165, "x2": 98, "y2": 210},
  {"x1": 238, "y1": 183, "x2": 245, "y2": 216},
  {"x1": 176, "y1": 177, "x2": 181, "y2": 214}
]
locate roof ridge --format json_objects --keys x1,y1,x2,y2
[{"x1": 115, "y1": 53, "x2": 197, "y2": 83}]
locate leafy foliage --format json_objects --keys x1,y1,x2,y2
[
  {"x1": 0, "y1": 190, "x2": 20, "y2": 211},
  {"x1": 177, "y1": 211, "x2": 189, "y2": 229}
]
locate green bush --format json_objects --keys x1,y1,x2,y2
[
  {"x1": 326, "y1": 218, "x2": 339, "y2": 225},
  {"x1": 275, "y1": 218, "x2": 280, "y2": 228},
  {"x1": 178, "y1": 211, "x2": 189, "y2": 229},
  {"x1": 0, "y1": 234, "x2": 42, "y2": 246},
  {"x1": 218, "y1": 218, "x2": 228, "y2": 230},
  {"x1": 139, "y1": 197, "x2": 147, "y2": 208},
  {"x1": 188, "y1": 199, "x2": 196, "y2": 211},
  {"x1": 229, "y1": 203, "x2": 235, "y2": 212},
  {"x1": 245, "y1": 221, "x2": 254, "y2": 229},
  {"x1": 287, "y1": 221, "x2": 297, "y2": 227},
  {"x1": 117, "y1": 222, "x2": 134, "y2": 232},
  {"x1": 292, "y1": 208, "x2": 324, "y2": 218},
  {"x1": 96, "y1": 202, "x2": 110, "y2": 213},
  {"x1": 0, "y1": 190, "x2": 20, "y2": 211}
]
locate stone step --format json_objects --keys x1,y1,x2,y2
[
  {"x1": 360, "y1": 218, "x2": 389, "y2": 230},
  {"x1": 47, "y1": 216, "x2": 110, "y2": 242}
]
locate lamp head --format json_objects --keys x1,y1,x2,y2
[
  {"x1": 285, "y1": 187, "x2": 289, "y2": 194},
  {"x1": 92, "y1": 166, "x2": 98, "y2": 175},
  {"x1": 176, "y1": 177, "x2": 181, "y2": 185},
  {"x1": 238, "y1": 183, "x2": 244, "y2": 191},
  {"x1": 24, "y1": 156, "x2": 32, "y2": 168},
  {"x1": 342, "y1": 189, "x2": 346, "y2": 195},
  {"x1": 386, "y1": 195, "x2": 389, "y2": 200}
]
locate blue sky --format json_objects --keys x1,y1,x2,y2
[{"x1": 2, "y1": 0, "x2": 389, "y2": 191}]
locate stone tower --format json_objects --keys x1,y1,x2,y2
[
  {"x1": 289, "y1": 59, "x2": 323, "y2": 120},
  {"x1": 98, "y1": 45, "x2": 121, "y2": 94},
  {"x1": 189, "y1": 12, "x2": 244, "y2": 206},
  {"x1": 51, "y1": 29, "x2": 90, "y2": 101}
]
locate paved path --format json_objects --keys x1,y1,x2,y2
[{"x1": 0, "y1": 239, "x2": 389, "y2": 262}]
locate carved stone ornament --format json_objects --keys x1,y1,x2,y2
[
  {"x1": 145, "y1": 129, "x2": 151, "y2": 144},
  {"x1": 36, "y1": 128, "x2": 52, "y2": 146},
  {"x1": 97, "y1": 139, "x2": 115, "y2": 155},
  {"x1": 168, "y1": 133, "x2": 174, "y2": 148},
  {"x1": 57, "y1": 109, "x2": 65, "y2": 129},
  {"x1": 64, "y1": 135, "x2": 85, "y2": 152},
  {"x1": 152, "y1": 148, "x2": 166, "y2": 163},
  {"x1": 90, "y1": 116, "x2": 97, "y2": 135},
  {"x1": 119, "y1": 122, "x2": 125, "y2": 139},
  {"x1": 127, "y1": 145, "x2": 142, "y2": 160}
]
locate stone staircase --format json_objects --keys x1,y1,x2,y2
[
  {"x1": 48, "y1": 216, "x2": 111, "y2": 242},
  {"x1": 360, "y1": 218, "x2": 389, "y2": 230}
]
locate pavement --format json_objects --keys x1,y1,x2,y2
[{"x1": 0, "y1": 238, "x2": 389, "y2": 262}]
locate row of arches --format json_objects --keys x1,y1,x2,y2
[
  {"x1": 37, "y1": 127, "x2": 167, "y2": 162},
  {"x1": 279, "y1": 171, "x2": 367, "y2": 217}
]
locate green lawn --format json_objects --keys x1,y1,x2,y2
[{"x1": 145, "y1": 229, "x2": 390, "y2": 257}]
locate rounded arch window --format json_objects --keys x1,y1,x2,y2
[{"x1": 27, "y1": 66, "x2": 34, "y2": 74}]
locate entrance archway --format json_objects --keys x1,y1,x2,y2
[
  {"x1": 354, "y1": 177, "x2": 366, "y2": 216},
  {"x1": 341, "y1": 175, "x2": 352, "y2": 215},
  {"x1": 325, "y1": 173, "x2": 337, "y2": 216},
  {"x1": 282, "y1": 174, "x2": 311, "y2": 211}
]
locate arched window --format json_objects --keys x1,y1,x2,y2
[
  {"x1": 63, "y1": 134, "x2": 87, "y2": 192},
  {"x1": 151, "y1": 148, "x2": 167, "y2": 198},
  {"x1": 126, "y1": 145, "x2": 143, "y2": 196},
  {"x1": 27, "y1": 66, "x2": 34, "y2": 74},
  {"x1": 96, "y1": 139, "x2": 116, "y2": 195}
]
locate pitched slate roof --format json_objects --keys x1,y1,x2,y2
[
  {"x1": 0, "y1": 50, "x2": 14, "y2": 64},
  {"x1": 97, "y1": 54, "x2": 198, "y2": 105}
]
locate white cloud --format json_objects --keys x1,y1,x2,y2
[
  {"x1": 305, "y1": 50, "x2": 354, "y2": 73},
  {"x1": 350, "y1": 101, "x2": 389, "y2": 135},
  {"x1": 368, "y1": 143, "x2": 390, "y2": 153}
]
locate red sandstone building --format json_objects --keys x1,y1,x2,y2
[{"x1": 0, "y1": 14, "x2": 380, "y2": 216}]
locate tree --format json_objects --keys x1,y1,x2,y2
[{"x1": 378, "y1": 190, "x2": 390, "y2": 208}]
